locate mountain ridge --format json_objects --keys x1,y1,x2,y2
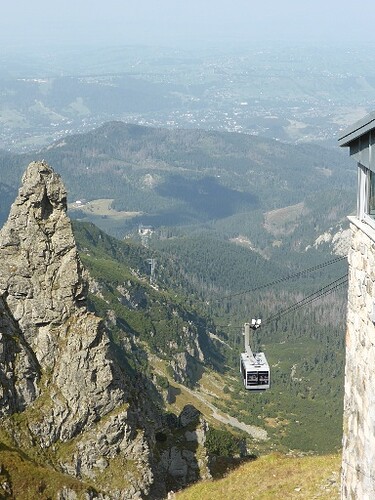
[{"x1": 0, "y1": 121, "x2": 355, "y2": 236}]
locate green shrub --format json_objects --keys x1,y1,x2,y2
[{"x1": 206, "y1": 428, "x2": 239, "y2": 457}]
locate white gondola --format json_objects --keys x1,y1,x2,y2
[{"x1": 240, "y1": 321, "x2": 270, "y2": 390}]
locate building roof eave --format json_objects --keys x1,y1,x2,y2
[{"x1": 338, "y1": 111, "x2": 375, "y2": 147}]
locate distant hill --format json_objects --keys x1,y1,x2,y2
[
  {"x1": 0, "y1": 122, "x2": 353, "y2": 303},
  {"x1": 37, "y1": 121, "x2": 354, "y2": 209},
  {"x1": 0, "y1": 121, "x2": 355, "y2": 250}
]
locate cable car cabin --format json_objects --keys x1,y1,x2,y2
[{"x1": 240, "y1": 351, "x2": 270, "y2": 390}]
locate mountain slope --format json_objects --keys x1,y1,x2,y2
[
  {"x1": 72, "y1": 220, "x2": 222, "y2": 386},
  {"x1": 0, "y1": 125, "x2": 351, "y2": 464},
  {"x1": 176, "y1": 453, "x2": 340, "y2": 500},
  {"x1": 72, "y1": 220, "x2": 347, "y2": 455},
  {"x1": 39, "y1": 121, "x2": 354, "y2": 210}
]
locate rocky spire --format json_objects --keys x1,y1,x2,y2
[
  {"x1": 0, "y1": 161, "x2": 87, "y2": 336},
  {"x1": 0, "y1": 161, "x2": 92, "y2": 414},
  {"x1": 0, "y1": 162, "x2": 153, "y2": 498}
]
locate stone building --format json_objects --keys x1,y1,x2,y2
[{"x1": 339, "y1": 112, "x2": 375, "y2": 499}]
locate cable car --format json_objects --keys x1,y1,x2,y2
[
  {"x1": 240, "y1": 321, "x2": 270, "y2": 390},
  {"x1": 240, "y1": 351, "x2": 270, "y2": 390}
]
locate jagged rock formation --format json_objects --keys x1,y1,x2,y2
[
  {"x1": 0, "y1": 161, "x2": 154, "y2": 497},
  {"x1": 158, "y1": 405, "x2": 210, "y2": 492},
  {"x1": 307, "y1": 225, "x2": 351, "y2": 256},
  {"x1": 0, "y1": 162, "x2": 126, "y2": 429},
  {"x1": 0, "y1": 161, "x2": 212, "y2": 499}
]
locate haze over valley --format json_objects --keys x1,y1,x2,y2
[
  {"x1": 1, "y1": 43, "x2": 375, "y2": 152},
  {"x1": 0, "y1": 0, "x2": 371, "y2": 497}
]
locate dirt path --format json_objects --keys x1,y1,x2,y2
[{"x1": 185, "y1": 386, "x2": 268, "y2": 441}]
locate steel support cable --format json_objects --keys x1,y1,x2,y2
[
  {"x1": 263, "y1": 275, "x2": 348, "y2": 326},
  {"x1": 217, "y1": 255, "x2": 347, "y2": 302},
  {"x1": 216, "y1": 273, "x2": 348, "y2": 330}
]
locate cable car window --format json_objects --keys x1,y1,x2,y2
[{"x1": 247, "y1": 372, "x2": 258, "y2": 385}]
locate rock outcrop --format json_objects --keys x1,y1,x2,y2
[{"x1": 0, "y1": 161, "x2": 153, "y2": 497}]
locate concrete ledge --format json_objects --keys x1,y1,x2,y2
[{"x1": 348, "y1": 216, "x2": 375, "y2": 243}]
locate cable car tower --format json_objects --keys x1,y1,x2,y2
[{"x1": 240, "y1": 320, "x2": 270, "y2": 390}]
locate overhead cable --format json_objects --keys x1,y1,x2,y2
[
  {"x1": 216, "y1": 273, "x2": 348, "y2": 330},
  {"x1": 217, "y1": 255, "x2": 347, "y2": 302},
  {"x1": 263, "y1": 274, "x2": 348, "y2": 325}
]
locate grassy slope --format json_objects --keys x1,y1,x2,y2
[
  {"x1": 0, "y1": 442, "x2": 97, "y2": 499},
  {"x1": 176, "y1": 453, "x2": 341, "y2": 500}
]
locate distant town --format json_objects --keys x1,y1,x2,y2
[{"x1": 0, "y1": 43, "x2": 373, "y2": 152}]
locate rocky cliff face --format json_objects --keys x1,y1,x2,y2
[
  {"x1": 0, "y1": 161, "x2": 154, "y2": 497},
  {"x1": 0, "y1": 161, "x2": 211, "y2": 499}
]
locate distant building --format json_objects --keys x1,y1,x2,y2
[
  {"x1": 138, "y1": 224, "x2": 154, "y2": 248},
  {"x1": 339, "y1": 112, "x2": 375, "y2": 499},
  {"x1": 74, "y1": 199, "x2": 87, "y2": 206},
  {"x1": 138, "y1": 224, "x2": 154, "y2": 236}
]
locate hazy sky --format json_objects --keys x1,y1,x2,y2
[{"x1": 2, "y1": 0, "x2": 375, "y2": 50}]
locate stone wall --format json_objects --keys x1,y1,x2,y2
[{"x1": 342, "y1": 217, "x2": 375, "y2": 499}]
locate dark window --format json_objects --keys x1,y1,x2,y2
[
  {"x1": 368, "y1": 170, "x2": 375, "y2": 219},
  {"x1": 247, "y1": 371, "x2": 258, "y2": 385}
]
